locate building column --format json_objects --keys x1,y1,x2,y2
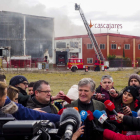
[
  {"x1": 107, "y1": 35, "x2": 109, "y2": 57},
  {"x1": 133, "y1": 38, "x2": 136, "y2": 67},
  {"x1": 23, "y1": 15, "x2": 26, "y2": 56}
]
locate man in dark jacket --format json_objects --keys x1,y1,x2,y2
[
  {"x1": 95, "y1": 75, "x2": 119, "y2": 103},
  {"x1": 65, "y1": 78, "x2": 105, "y2": 140},
  {"x1": 26, "y1": 80, "x2": 64, "y2": 114},
  {"x1": 0, "y1": 81, "x2": 60, "y2": 123},
  {"x1": 9, "y1": 75, "x2": 29, "y2": 106}
]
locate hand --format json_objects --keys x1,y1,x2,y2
[
  {"x1": 123, "y1": 106, "x2": 132, "y2": 115},
  {"x1": 116, "y1": 113, "x2": 124, "y2": 122},
  {"x1": 72, "y1": 125, "x2": 85, "y2": 140},
  {"x1": 52, "y1": 91, "x2": 65, "y2": 100},
  {"x1": 109, "y1": 89, "x2": 118, "y2": 98},
  {"x1": 94, "y1": 126, "x2": 104, "y2": 134},
  {"x1": 95, "y1": 93, "x2": 105, "y2": 100},
  {"x1": 33, "y1": 108, "x2": 46, "y2": 113}
]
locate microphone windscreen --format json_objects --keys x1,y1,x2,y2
[
  {"x1": 60, "y1": 108, "x2": 81, "y2": 129},
  {"x1": 58, "y1": 108, "x2": 66, "y2": 115},
  {"x1": 93, "y1": 110, "x2": 102, "y2": 119},
  {"x1": 104, "y1": 100, "x2": 115, "y2": 111},
  {"x1": 100, "y1": 110, "x2": 107, "y2": 116},
  {"x1": 87, "y1": 110, "x2": 94, "y2": 121},
  {"x1": 80, "y1": 110, "x2": 88, "y2": 121},
  {"x1": 73, "y1": 107, "x2": 79, "y2": 111}
]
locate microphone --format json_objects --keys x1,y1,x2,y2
[
  {"x1": 58, "y1": 108, "x2": 66, "y2": 115},
  {"x1": 100, "y1": 110, "x2": 107, "y2": 116},
  {"x1": 79, "y1": 110, "x2": 88, "y2": 137},
  {"x1": 80, "y1": 110, "x2": 88, "y2": 123},
  {"x1": 93, "y1": 110, "x2": 116, "y2": 132},
  {"x1": 93, "y1": 94, "x2": 105, "y2": 97},
  {"x1": 104, "y1": 100, "x2": 118, "y2": 116},
  {"x1": 73, "y1": 107, "x2": 79, "y2": 112},
  {"x1": 58, "y1": 108, "x2": 81, "y2": 140},
  {"x1": 87, "y1": 110, "x2": 96, "y2": 128}
]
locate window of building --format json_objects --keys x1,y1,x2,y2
[
  {"x1": 87, "y1": 58, "x2": 93, "y2": 64},
  {"x1": 100, "y1": 44, "x2": 105, "y2": 49},
  {"x1": 138, "y1": 44, "x2": 140, "y2": 50},
  {"x1": 124, "y1": 44, "x2": 130, "y2": 50},
  {"x1": 111, "y1": 44, "x2": 117, "y2": 49},
  {"x1": 87, "y1": 44, "x2": 93, "y2": 49}
]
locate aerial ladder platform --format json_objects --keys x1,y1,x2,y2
[{"x1": 75, "y1": 4, "x2": 107, "y2": 70}]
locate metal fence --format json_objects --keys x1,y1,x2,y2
[{"x1": 109, "y1": 59, "x2": 132, "y2": 67}]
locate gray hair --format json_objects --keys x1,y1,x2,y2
[
  {"x1": 101, "y1": 75, "x2": 113, "y2": 82},
  {"x1": 78, "y1": 78, "x2": 96, "y2": 92}
]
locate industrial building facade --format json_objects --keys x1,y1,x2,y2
[
  {"x1": 55, "y1": 33, "x2": 140, "y2": 67},
  {"x1": 0, "y1": 11, "x2": 54, "y2": 63}
]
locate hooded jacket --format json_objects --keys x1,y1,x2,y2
[{"x1": 26, "y1": 95, "x2": 58, "y2": 114}]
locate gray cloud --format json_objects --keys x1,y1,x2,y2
[{"x1": 0, "y1": 0, "x2": 140, "y2": 37}]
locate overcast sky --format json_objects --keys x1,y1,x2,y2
[{"x1": 0, "y1": 0, "x2": 140, "y2": 37}]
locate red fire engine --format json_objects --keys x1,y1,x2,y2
[
  {"x1": 67, "y1": 4, "x2": 109, "y2": 72},
  {"x1": 67, "y1": 58, "x2": 83, "y2": 72}
]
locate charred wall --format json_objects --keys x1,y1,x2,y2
[{"x1": 0, "y1": 11, "x2": 54, "y2": 58}]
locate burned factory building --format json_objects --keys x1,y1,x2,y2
[{"x1": 0, "y1": 11, "x2": 54, "y2": 63}]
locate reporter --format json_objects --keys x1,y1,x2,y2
[
  {"x1": 72, "y1": 125, "x2": 85, "y2": 140},
  {"x1": 114, "y1": 86, "x2": 139, "y2": 116},
  {"x1": 103, "y1": 129, "x2": 140, "y2": 140},
  {"x1": 117, "y1": 113, "x2": 140, "y2": 130}
]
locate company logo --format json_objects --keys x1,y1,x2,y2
[{"x1": 89, "y1": 20, "x2": 122, "y2": 30}]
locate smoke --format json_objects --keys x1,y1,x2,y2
[{"x1": 0, "y1": 0, "x2": 88, "y2": 37}]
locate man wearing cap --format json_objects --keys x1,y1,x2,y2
[
  {"x1": 128, "y1": 74, "x2": 140, "y2": 87},
  {"x1": 94, "y1": 75, "x2": 119, "y2": 103},
  {"x1": 9, "y1": 75, "x2": 29, "y2": 106}
]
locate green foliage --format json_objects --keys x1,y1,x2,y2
[{"x1": 107, "y1": 54, "x2": 116, "y2": 60}]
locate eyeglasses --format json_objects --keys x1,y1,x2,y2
[
  {"x1": 38, "y1": 90, "x2": 53, "y2": 94},
  {"x1": 22, "y1": 82, "x2": 29, "y2": 85}
]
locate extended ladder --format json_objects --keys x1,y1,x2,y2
[{"x1": 75, "y1": 4, "x2": 105, "y2": 61}]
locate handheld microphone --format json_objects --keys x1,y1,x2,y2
[
  {"x1": 80, "y1": 110, "x2": 87, "y2": 137},
  {"x1": 93, "y1": 110, "x2": 116, "y2": 132},
  {"x1": 100, "y1": 110, "x2": 107, "y2": 116},
  {"x1": 87, "y1": 110, "x2": 96, "y2": 128},
  {"x1": 73, "y1": 107, "x2": 79, "y2": 112},
  {"x1": 58, "y1": 108, "x2": 81, "y2": 140},
  {"x1": 58, "y1": 108, "x2": 66, "y2": 115},
  {"x1": 80, "y1": 110, "x2": 88, "y2": 122},
  {"x1": 93, "y1": 94, "x2": 105, "y2": 97},
  {"x1": 104, "y1": 100, "x2": 118, "y2": 116}
]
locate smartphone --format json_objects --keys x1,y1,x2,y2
[
  {"x1": 41, "y1": 106, "x2": 52, "y2": 113},
  {"x1": 64, "y1": 96, "x2": 71, "y2": 104}
]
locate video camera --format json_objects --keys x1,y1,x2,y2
[{"x1": 0, "y1": 119, "x2": 60, "y2": 140}]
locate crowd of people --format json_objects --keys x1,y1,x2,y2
[{"x1": 0, "y1": 73, "x2": 140, "y2": 140}]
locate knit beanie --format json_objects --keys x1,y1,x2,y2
[
  {"x1": 128, "y1": 74, "x2": 140, "y2": 86},
  {"x1": 9, "y1": 75, "x2": 28, "y2": 87},
  {"x1": 66, "y1": 85, "x2": 79, "y2": 101},
  {"x1": 123, "y1": 86, "x2": 139, "y2": 100}
]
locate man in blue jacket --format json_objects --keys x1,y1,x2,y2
[{"x1": 0, "y1": 81, "x2": 60, "y2": 123}]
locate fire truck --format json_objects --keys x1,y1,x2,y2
[{"x1": 67, "y1": 4, "x2": 109, "y2": 72}]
